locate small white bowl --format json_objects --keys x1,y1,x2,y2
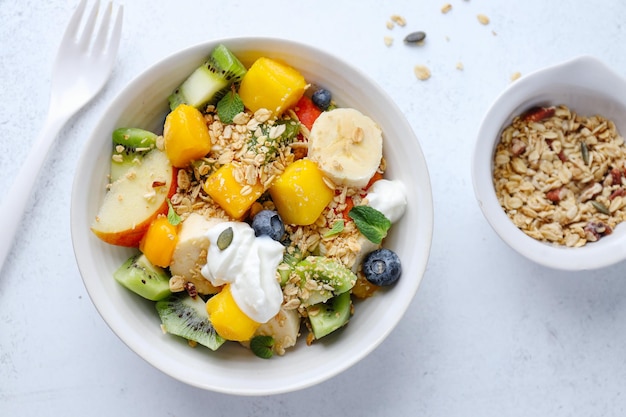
[
  {"x1": 472, "y1": 56, "x2": 626, "y2": 270},
  {"x1": 70, "y1": 37, "x2": 434, "y2": 395}
]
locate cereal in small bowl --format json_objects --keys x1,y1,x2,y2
[{"x1": 472, "y1": 56, "x2": 626, "y2": 270}]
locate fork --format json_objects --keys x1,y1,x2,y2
[{"x1": 0, "y1": 0, "x2": 123, "y2": 271}]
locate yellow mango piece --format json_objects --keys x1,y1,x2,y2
[
  {"x1": 139, "y1": 216, "x2": 179, "y2": 268},
  {"x1": 163, "y1": 104, "x2": 212, "y2": 167},
  {"x1": 238, "y1": 57, "x2": 306, "y2": 118},
  {"x1": 206, "y1": 284, "x2": 260, "y2": 341},
  {"x1": 203, "y1": 162, "x2": 264, "y2": 219},
  {"x1": 269, "y1": 159, "x2": 334, "y2": 225}
]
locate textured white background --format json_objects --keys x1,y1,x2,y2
[{"x1": 2, "y1": 0, "x2": 626, "y2": 415}]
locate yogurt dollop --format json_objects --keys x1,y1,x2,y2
[
  {"x1": 200, "y1": 222, "x2": 284, "y2": 323},
  {"x1": 365, "y1": 179, "x2": 407, "y2": 222}
]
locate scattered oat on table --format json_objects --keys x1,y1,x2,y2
[
  {"x1": 456, "y1": 62, "x2": 464, "y2": 71},
  {"x1": 384, "y1": 36, "x2": 394, "y2": 47},
  {"x1": 493, "y1": 105, "x2": 626, "y2": 247},
  {"x1": 413, "y1": 65, "x2": 431, "y2": 81},
  {"x1": 386, "y1": 21, "x2": 394, "y2": 30},
  {"x1": 477, "y1": 14, "x2": 490, "y2": 25},
  {"x1": 390, "y1": 14, "x2": 407, "y2": 27},
  {"x1": 441, "y1": 3, "x2": 452, "y2": 13},
  {"x1": 510, "y1": 72, "x2": 521, "y2": 82}
]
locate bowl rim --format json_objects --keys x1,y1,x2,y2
[
  {"x1": 472, "y1": 55, "x2": 626, "y2": 271},
  {"x1": 70, "y1": 36, "x2": 434, "y2": 395}
]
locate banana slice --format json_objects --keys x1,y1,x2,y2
[{"x1": 308, "y1": 108, "x2": 383, "y2": 188}]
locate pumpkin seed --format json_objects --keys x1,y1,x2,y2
[
  {"x1": 217, "y1": 226, "x2": 234, "y2": 250},
  {"x1": 581, "y1": 141, "x2": 589, "y2": 165},
  {"x1": 591, "y1": 200, "x2": 610, "y2": 215},
  {"x1": 404, "y1": 31, "x2": 426, "y2": 44}
]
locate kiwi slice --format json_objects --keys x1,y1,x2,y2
[
  {"x1": 110, "y1": 128, "x2": 158, "y2": 182},
  {"x1": 113, "y1": 253, "x2": 171, "y2": 301},
  {"x1": 295, "y1": 256, "x2": 357, "y2": 306},
  {"x1": 168, "y1": 44, "x2": 247, "y2": 111},
  {"x1": 112, "y1": 127, "x2": 158, "y2": 150},
  {"x1": 156, "y1": 294, "x2": 225, "y2": 351},
  {"x1": 307, "y1": 292, "x2": 352, "y2": 339}
]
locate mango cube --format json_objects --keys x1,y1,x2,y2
[
  {"x1": 269, "y1": 159, "x2": 334, "y2": 225},
  {"x1": 139, "y1": 216, "x2": 179, "y2": 268},
  {"x1": 163, "y1": 104, "x2": 212, "y2": 167},
  {"x1": 203, "y1": 162, "x2": 264, "y2": 219},
  {"x1": 238, "y1": 57, "x2": 307, "y2": 118},
  {"x1": 206, "y1": 284, "x2": 260, "y2": 341}
]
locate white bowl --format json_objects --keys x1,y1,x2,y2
[
  {"x1": 70, "y1": 37, "x2": 433, "y2": 395},
  {"x1": 472, "y1": 56, "x2": 626, "y2": 271}
]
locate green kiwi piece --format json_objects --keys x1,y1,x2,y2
[
  {"x1": 112, "y1": 127, "x2": 158, "y2": 150},
  {"x1": 296, "y1": 256, "x2": 357, "y2": 295},
  {"x1": 307, "y1": 292, "x2": 352, "y2": 339},
  {"x1": 113, "y1": 253, "x2": 172, "y2": 301},
  {"x1": 156, "y1": 294, "x2": 225, "y2": 351},
  {"x1": 168, "y1": 43, "x2": 247, "y2": 111},
  {"x1": 110, "y1": 128, "x2": 158, "y2": 182},
  {"x1": 277, "y1": 247, "x2": 304, "y2": 285}
]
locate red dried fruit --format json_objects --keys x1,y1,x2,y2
[
  {"x1": 610, "y1": 188, "x2": 626, "y2": 200},
  {"x1": 584, "y1": 221, "x2": 612, "y2": 242},
  {"x1": 610, "y1": 168, "x2": 622, "y2": 186},
  {"x1": 546, "y1": 187, "x2": 564, "y2": 203},
  {"x1": 522, "y1": 106, "x2": 556, "y2": 123}
]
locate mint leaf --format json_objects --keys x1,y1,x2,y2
[
  {"x1": 216, "y1": 89, "x2": 244, "y2": 124},
  {"x1": 250, "y1": 335, "x2": 274, "y2": 359},
  {"x1": 348, "y1": 205, "x2": 391, "y2": 244},
  {"x1": 323, "y1": 220, "x2": 344, "y2": 238},
  {"x1": 167, "y1": 199, "x2": 181, "y2": 226}
]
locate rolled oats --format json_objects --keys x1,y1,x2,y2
[{"x1": 493, "y1": 104, "x2": 626, "y2": 246}]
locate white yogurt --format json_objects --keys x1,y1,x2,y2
[
  {"x1": 200, "y1": 222, "x2": 284, "y2": 323},
  {"x1": 365, "y1": 179, "x2": 407, "y2": 223}
]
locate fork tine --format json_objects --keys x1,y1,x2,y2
[
  {"x1": 59, "y1": 0, "x2": 88, "y2": 45},
  {"x1": 77, "y1": 0, "x2": 101, "y2": 51},
  {"x1": 92, "y1": 2, "x2": 113, "y2": 54},
  {"x1": 109, "y1": 6, "x2": 124, "y2": 56}
]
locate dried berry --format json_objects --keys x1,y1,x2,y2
[{"x1": 522, "y1": 106, "x2": 556, "y2": 122}]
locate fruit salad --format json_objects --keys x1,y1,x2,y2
[{"x1": 91, "y1": 44, "x2": 407, "y2": 358}]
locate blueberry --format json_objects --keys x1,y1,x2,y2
[
  {"x1": 362, "y1": 248, "x2": 402, "y2": 286},
  {"x1": 251, "y1": 210, "x2": 285, "y2": 241},
  {"x1": 311, "y1": 88, "x2": 332, "y2": 110}
]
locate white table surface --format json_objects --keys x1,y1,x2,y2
[{"x1": 2, "y1": 0, "x2": 626, "y2": 415}]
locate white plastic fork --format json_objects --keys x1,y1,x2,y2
[{"x1": 0, "y1": 0, "x2": 123, "y2": 271}]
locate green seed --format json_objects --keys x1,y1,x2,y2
[
  {"x1": 581, "y1": 142, "x2": 589, "y2": 165},
  {"x1": 591, "y1": 200, "x2": 610, "y2": 215},
  {"x1": 217, "y1": 227, "x2": 234, "y2": 250}
]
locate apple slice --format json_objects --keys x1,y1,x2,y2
[{"x1": 91, "y1": 149, "x2": 178, "y2": 247}]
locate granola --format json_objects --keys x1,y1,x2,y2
[{"x1": 493, "y1": 105, "x2": 626, "y2": 246}]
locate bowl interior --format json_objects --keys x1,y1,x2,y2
[
  {"x1": 70, "y1": 37, "x2": 433, "y2": 395},
  {"x1": 472, "y1": 56, "x2": 626, "y2": 270}
]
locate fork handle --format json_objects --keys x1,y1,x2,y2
[{"x1": 0, "y1": 113, "x2": 67, "y2": 272}]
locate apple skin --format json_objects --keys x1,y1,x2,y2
[{"x1": 91, "y1": 150, "x2": 178, "y2": 247}]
